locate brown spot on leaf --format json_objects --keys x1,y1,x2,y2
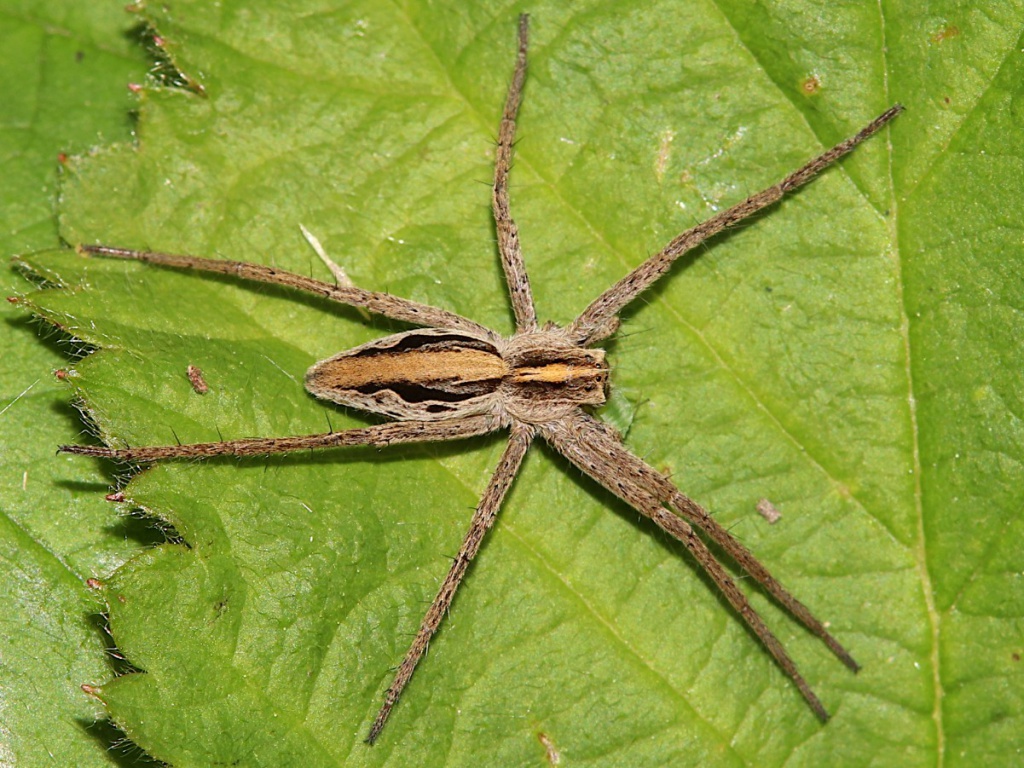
[
  {"x1": 931, "y1": 24, "x2": 960, "y2": 44},
  {"x1": 800, "y1": 75, "x2": 821, "y2": 96}
]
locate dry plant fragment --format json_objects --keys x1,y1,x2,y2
[
  {"x1": 58, "y1": 14, "x2": 902, "y2": 744},
  {"x1": 757, "y1": 498, "x2": 783, "y2": 524},
  {"x1": 186, "y1": 364, "x2": 208, "y2": 394},
  {"x1": 537, "y1": 731, "x2": 561, "y2": 765}
]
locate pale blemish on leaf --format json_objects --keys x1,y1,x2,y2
[{"x1": 654, "y1": 128, "x2": 676, "y2": 183}]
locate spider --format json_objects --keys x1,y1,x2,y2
[{"x1": 61, "y1": 14, "x2": 902, "y2": 744}]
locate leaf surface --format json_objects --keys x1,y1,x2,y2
[
  {"x1": 0, "y1": 2, "x2": 151, "y2": 765},
  {"x1": 13, "y1": 1, "x2": 1024, "y2": 765}
]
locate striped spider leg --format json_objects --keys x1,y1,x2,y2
[{"x1": 60, "y1": 13, "x2": 901, "y2": 744}]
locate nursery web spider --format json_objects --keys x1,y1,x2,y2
[{"x1": 61, "y1": 14, "x2": 902, "y2": 744}]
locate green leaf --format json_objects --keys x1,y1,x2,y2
[
  {"x1": 0, "y1": 1, "x2": 153, "y2": 765},
  {"x1": 12, "y1": 1, "x2": 1024, "y2": 766}
]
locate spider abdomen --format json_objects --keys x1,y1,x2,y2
[
  {"x1": 305, "y1": 327, "x2": 608, "y2": 423},
  {"x1": 305, "y1": 328, "x2": 508, "y2": 420}
]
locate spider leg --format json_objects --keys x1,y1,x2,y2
[
  {"x1": 75, "y1": 244, "x2": 495, "y2": 340},
  {"x1": 541, "y1": 414, "x2": 833, "y2": 721},
  {"x1": 59, "y1": 415, "x2": 497, "y2": 462},
  {"x1": 568, "y1": 105, "x2": 904, "y2": 345},
  {"x1": 367, "y1": 422, "x2": 535, "y2": 743},
  {"x1": 493, "y1": 14, "x2": 538, "y2": 333},
  {"x1": 566, "y1": 411, "x2": 857, "y2": 670}
]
